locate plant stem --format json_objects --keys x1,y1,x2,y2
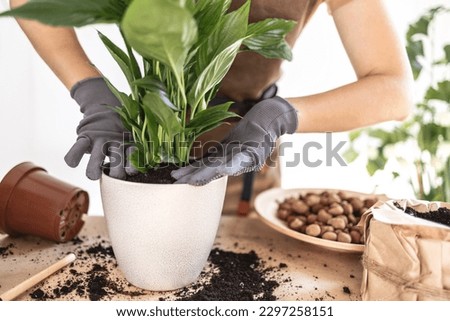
[{"x1": 415, "y1": 159, "x2": 425, "y2": 199}]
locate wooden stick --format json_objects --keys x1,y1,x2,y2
[{"x1": 0, "y1": 253, "x2": 76, "y2": 301}]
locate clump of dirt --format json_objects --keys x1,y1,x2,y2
[
  {"x1": 0, "y1": 243, "x2": 14, "y2": 257},
  {"x1": 394, "y1": 202, "x2": 450, "y2": 227},
  {"x1": 29, "y1": 240, "x2": 146, "y2": 301},
  {"x1": 170, "y1": 248, "x2": 280, "y2": 301}
]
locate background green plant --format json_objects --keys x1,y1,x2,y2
[
  {"x1": 344, "y1": 6, "x2": 450, "y2": 202},
  {"x1": 1, "y1": 0, "x2": 295, "y2": 172}
]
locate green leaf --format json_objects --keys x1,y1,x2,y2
[
  {"x1": 0, "y1": 0, "x2": 127, "y2": 27},
  {"x1": 366, "y1": 155, "x2": 387, "y2": 176},
  {"x1": 406, "y1": 15, "x2": 430, "y2": 39},
  {"x1": 98, "y1": 31, "x2": 135, "y2": 86},
  {"x1": 444, "y1": 158, "x2": 450, "y2": 202},
  {"x1": 122, "y1": 0, "x2": 197, "y2": 77},
  {"x1": 243, "y1": 18, "x2": 296, "y2": 61},
  {"x1": 418, "y1": 123, "x2": 445, "y2": 155},
  {"x1": 133, "y1": 76, "x2": 180, "y2": 111},
  {"x1": 129, "y1": 145, "x2": 149, "y2": 173},
  {"x1": 406, "y1": 39, "x2": 424, "y2": 80},
  {"x1": 405, "y1": 6, "x2": 444, "y2": 40},
  {"x1": 142, "y1": 92, "x2": 182, "y2": 139},
  {"x1": 186, "y1": 102, "x2": 236, "y2": 135},
  {"x1": 103, "y1": 77, "x2": 140, "y2": 121},
  {"x1": 342, "y1": 147, "x2": 359, "y2": 164},
  {"x1": 443, "y1": 44, "x2": 450, "y2": 64},
  {"x1": 120, "y1": 29, "x2": 142, "y2": 81},
  {"x1": 349, "y1": 130, "x2": 362, "y2": 142},
  {"x1": 195, "y1": 0, "x2": 250, "y2": 76},
  {"x1": 367, "y1": 128, "x2": 409, "y2": 145},
  {"x1": 425, "y1": 80, "x2": 450, "y2": 103},
  {"x1": 193, "y1": 0, "x2": 231, "y2": 42},
  {"x1": 188, "y1": 40, "x2": 243, "y2": 112}
]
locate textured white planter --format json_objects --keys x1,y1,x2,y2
[{"x1": 100, "y1": 173, "x2": 228, "y2": 291}]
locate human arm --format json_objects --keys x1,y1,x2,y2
[
  {"x1": 10, "y1": 0, "x2": 130, "y2": 180},
  {"x1": 171, "y1": 0, "x2": 414, "y2": 185},
  {"x1": 289, "y1": 0, "x2": 414, "y2": 133},
  {"x1": 10, "y1": 0, "x2": 100, "y2": 89}
]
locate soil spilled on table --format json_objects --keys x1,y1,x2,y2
[
  {"x1": 27, "y1": 238, "x2": 284, "y2": 301},
  {"x1": 0, "y1": 243, "x2": 14, "y2": 257},
  {"x1": 170, "y1": 249, "x2": 279, "y2": 301},
  {"x1": 29, "y1": 240, "x2": 144, "y2": 301}
]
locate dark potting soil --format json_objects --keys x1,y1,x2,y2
[
  {"x1": 29, "y1": 240, "x2": 145, "y2": 301},
  {"x1": 394, "y1": 202, "x2": 450, "y2": 227},
  {"x1": 0, "y1": 243, "x2": 14, "y2": 257},
  {"x1": 27, "y1": 241, "x2": 283, "y2": 301},
  {"x1": 172, "y1": 248, "x2": 280, "y2": 301},
  {"x1": 125, "y1": 164, "x2": 179, "y2": 184}
]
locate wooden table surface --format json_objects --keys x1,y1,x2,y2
[{"x1": 0, "y1": 215, "x2": 363, "y2": 301}]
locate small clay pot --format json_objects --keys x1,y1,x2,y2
[{"x1": 0, "y1": 162, "x2": 89, "y2": 242}]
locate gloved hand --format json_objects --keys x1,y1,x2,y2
[
  {"x1": 171, "y1": 97, "x2": 298, "y2": 185},
  {"x1": 64, "y1": 77, "x2": 131, "y2": 180}
]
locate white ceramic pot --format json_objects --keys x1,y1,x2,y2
[{"x1": 100, "y1": 174, "x2": 228, "y2": 291}]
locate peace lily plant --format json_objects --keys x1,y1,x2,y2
[
  {"x1": 2, "y1": 0, "x2": 297, "y2": 291},
  {"x1": 2, "y1": 0, "x2": 296, "y2": 173}
]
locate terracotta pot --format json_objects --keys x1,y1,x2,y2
[
  {"x1": 0, "y1": 162, "x2": 89, "y2": 242},
  {"x1": 100, "y1": 173, "x2": 228, "y2": 291}
]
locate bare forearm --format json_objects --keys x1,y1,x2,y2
[
  {"x1": 289, "y1": 0, "x2": 414, "y2": 133},
  {"x1": 288, "y1": 74, "x2": 413, "y2": 132},
  {"x1": 10, "y1": 0, "x2": 100, "y2": 89}
]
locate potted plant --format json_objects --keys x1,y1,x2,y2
[
  {"x1": 1, "y1": 0, "x2": 295, "y2": 290},
  {"x1": 344, "y1": 6, "x2": 450, "y2": 203}
]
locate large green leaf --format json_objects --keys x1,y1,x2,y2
[
  {"x1": 142, "y1": 92, "x2": 182, "y2": 140},
  {"x1": 195, "y1": 0, "x2": 250, "y2": 76},
  {"x1": 121, "y1": 0, "x2": 197, "y2": 77},
  {"x1": 0, "y1": 0, "x2": 127, "y2": 27},
  {"x1": 243, "y1": 19, "x2": 296, "y2": 61},
  {"x1": 193, "y1": 0, "x2": 231, "y2": 42}
]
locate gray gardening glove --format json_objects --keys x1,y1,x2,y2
[
  {"x1": 171, "y1": 97, "x2": 298, "y2": 185},
  {"x1": 64, "y1": 77, "x2": 133, "y2": 180}
]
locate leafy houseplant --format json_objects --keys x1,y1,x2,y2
[
  {"x1": 2, "y1": 0, "x2": 295, "y2": 173},
  {"x1": 1, "y1": 0, "x2": 296, "y2": 290},
  {"x1": 344, "y1": 6, "x2": 450, "y2": 202}
]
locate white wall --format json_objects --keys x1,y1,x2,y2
[{"x1": 0, "y1": 0, "x2": 449, "y2": 215}]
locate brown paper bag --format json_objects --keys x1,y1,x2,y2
[{"x1": 360, "y1": 199, "x2": 450, "y2": 301}]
